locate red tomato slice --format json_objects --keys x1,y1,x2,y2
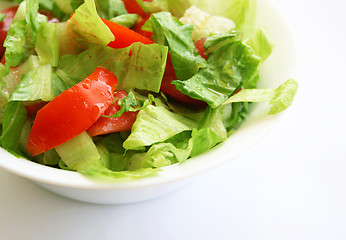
[
  {"x1": 26, "y1": 67, "x2": 118, "y2": 156},
  {"x1": 160, "y1": 54, "x2": 207, "y2": 108},
  {"x1": 102, "y1": 18, "x2": 154, "y2": 48},
  {"x1": 87, "y1": 90, "x2": 139, "y2": 137}
]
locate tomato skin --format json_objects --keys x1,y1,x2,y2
[
  {"x1": 26, "y1": 67, "x2": 118, "y2": 156},
  {"x1": 87, "y1": 90, "x2": 139, "y2": 137},
  {"x1": 102, "y1": 18, "x2": 154, "y2": 48},
  {"x1": 160, "y1": 54, "x2": 207, "y2": 108}
]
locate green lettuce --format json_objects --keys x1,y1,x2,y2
[
  {"x1": 110, "y1": 14, "x2": 139, "y2": 28},
  {"x1": 144, "y1": 11, "x2": 207, "y2": 80},
  {"x1": 57, "y1": 44, "x2": 168, "y2": 93},
  {"x1": 9, "y1": 64, "x2": 55, "y2": 102},
  {"x1": 68, "y1": 0, "x2": 115, "y2": 46},
  {"x1": 0, "y1": 101, "x2": 27, "y2": 157},
  {"x1": 189, "y1": 0, "x2": 257, "y2": 35},
  {"x1": 180, "y1": 6, "x2": 236, "y2": 41},
  {"x1": 35, "y1": 22, "x2": 59, "y2": 66},
  {"x1": 55, "y1": 132, "x2": 158, "y2": 180},
  {"x1": 123, "y1": 105, "x2": 198, "y2": 150},
  {"x1": 173, "y1": 32, "x2": 261, "y2": 108},
  {"x1": 223, "y1": 79, "x2": 298, "y2": 114}
]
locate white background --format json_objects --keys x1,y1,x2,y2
[{"x1": 1, "y1": 0, "x2": 346, "y2": 239}]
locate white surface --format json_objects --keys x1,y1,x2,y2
[{"x1": 1, "y1": 0, "x2": 345, "y2": 239}]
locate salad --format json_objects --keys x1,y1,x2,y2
[{"x1": 0, "y1": 0, "x2": 297, "y2": 180}]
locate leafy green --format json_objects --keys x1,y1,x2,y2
[
  {"x1": 55, "y1": 132, "x2": 158, "y2": 180},
  {"x1": 0, "y1": 14, "x2": 6, "y2": 23},
  {"x1": 223, "y1": 79, "x2": 298, "y2": 114},
  {"x1": 123, "y1": 105, "x2": 198, "y2": 150},
  {"x1": 95, "y1": 0, "x2": 128, "y2": 19},
  {"x1": 173, "y1": 32, "x2": 261, "y2": 108},
  {"x1": 35, "y1": 22, "x2": 59, "y2": 66},
  {"x1": 110, "y1": 14, "x2": 139, "y2": 28},
  {"x1": 9, "y1": 64, "x2": 55, "y2": 102},
  {"x1": 144, "y1": 11, "x2": 207, "y2": 80},
  {"x1": 103, "y1": 91, "x2": 154, "y2": 118},
  {"x1": 0, "y1": 101, "x2": 27, "y2": 157},
  {"x1": 57, "y1": 44, "x2": 168, "y2": 92},
  {"x1": 189, "y1": 0, "x2": 257, "y2": 35},
  {"x1": 180, "y1": 6, "x2": 236, "y2": 41},
  {"x1": 246, "y1": 28, "x2": 274, "y2": 62},
  {"x1": 68, "y1": 0, "x2": 115, "y2": 46}
]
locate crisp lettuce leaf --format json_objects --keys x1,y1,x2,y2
[
  {"x1": 95, "y1": 0, "x2": 128, "y2": 19},
  {"x1": 55, "y1": 132, "x2": 158, "y2": 180},
  {"x1": 110, "y1": 14, "x2": 139, "y2": 28},
  {"x1": 57, "y1": 44, "x2": 168, "y2": 93},
  {"x1": 144, "y1": 11, "x2": 207, "y2": 80},
  {"x1": 68, "y1": 0, "x2": 115, "y2": 46},
  {"x1": 26, "y1": 0, "x2": 48, "y2": 45},
  {"x1": 189, "y1": 0, "x2": 257, "y2": 35},
  {"x1": 220, "y1": 102, "x2": 248, "y2": 132},
  {"x1": 9, "y1": 64, "x2": 55, "y2": 102},
  {"x1": 180, "y1": 6, "x2": 236, "y2": 41},
  {"x1": 123, "y1": 105, "x2": 198, "y2": 150},
  {"x1": 35, "y1": 22, "x2": 59, "y2": 66},
  {"x1": 3, "y1": 19, "x2": 28, "y2": 68},
  {"x1": 223, "y1": 79, "x2": 298, "y2": 114},
  {"x1": 246, "y1": 28, "x2": 274, "y2": 62},
  {"x1": 0, "y1": 101, "x2": 27, "y2": 157},
  {"x1": 173, "y1": 32, "x2": 261, "y2": 108}
]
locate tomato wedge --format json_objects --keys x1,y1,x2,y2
[
  {"x1": 87, "y1": 90, "x2": 138, "y2": 137},
  {"x1": 26, "y1": 67, "x2": 117, "y2": 156},
  {"x1": 102, "y1": 18, "x2": 154, "y2": 48},
  {"x1": 122, "y1": 0, "x2": 152, "y2": 17}
]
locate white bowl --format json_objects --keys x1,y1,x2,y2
[{"x1": 0, "y1": 0, "x2": 295, "y2": 204}]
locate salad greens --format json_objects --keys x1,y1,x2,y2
[{"x1": 0, "y1": 0, "x2": 297, "y2": 181}]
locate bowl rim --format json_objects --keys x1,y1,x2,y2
[{"x1": 0, "y1": 0, "x2": 296, "y2": 190}]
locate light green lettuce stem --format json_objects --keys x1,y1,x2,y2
[{"x1": 223, "y1": 79, "x2": 298, "y2": 114}]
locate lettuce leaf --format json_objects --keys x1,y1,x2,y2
[
  {"x1": 68, "y1": 0, "x2": 115, "y2": 46},
  {"x1": 110, "y1": 13, "x2": 139, "y2": 28},
  {"x1": 246, "y1": 28, "x2": 274, "y2": 62},
  {"x1": 144, "y1": 11, "x2": 207, "y2": 80},
  {"x1": 0, "y1": 101, "x2": 27, "y2": 157},
  {"x1": 57, "y1": 44, "x2": 168, "y2": 93},
  {"x1": 123, "y1": 105, "x2": 198, "y2": 150},
  {"x1": 189, "y1": 0, "x2": 257, "y2": 35},
  {"x1": 55, "y1": 132, "x2": 158, "y2": 180},
  {"x1": 223, "y1": 79, "x2": 298, "y2": 114},
  {"x1": 9, "y1": 64, "x2": 55, "y2": 102},
  {"x1": 35, "y1": 22, "x2": 59, "y2": 66},
  {"x1": 173, "y1": 32, "x2": 261, "y2": 108},
  {"x1": 180, "y1": 6, "x2": 236, "y2": 41}
]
